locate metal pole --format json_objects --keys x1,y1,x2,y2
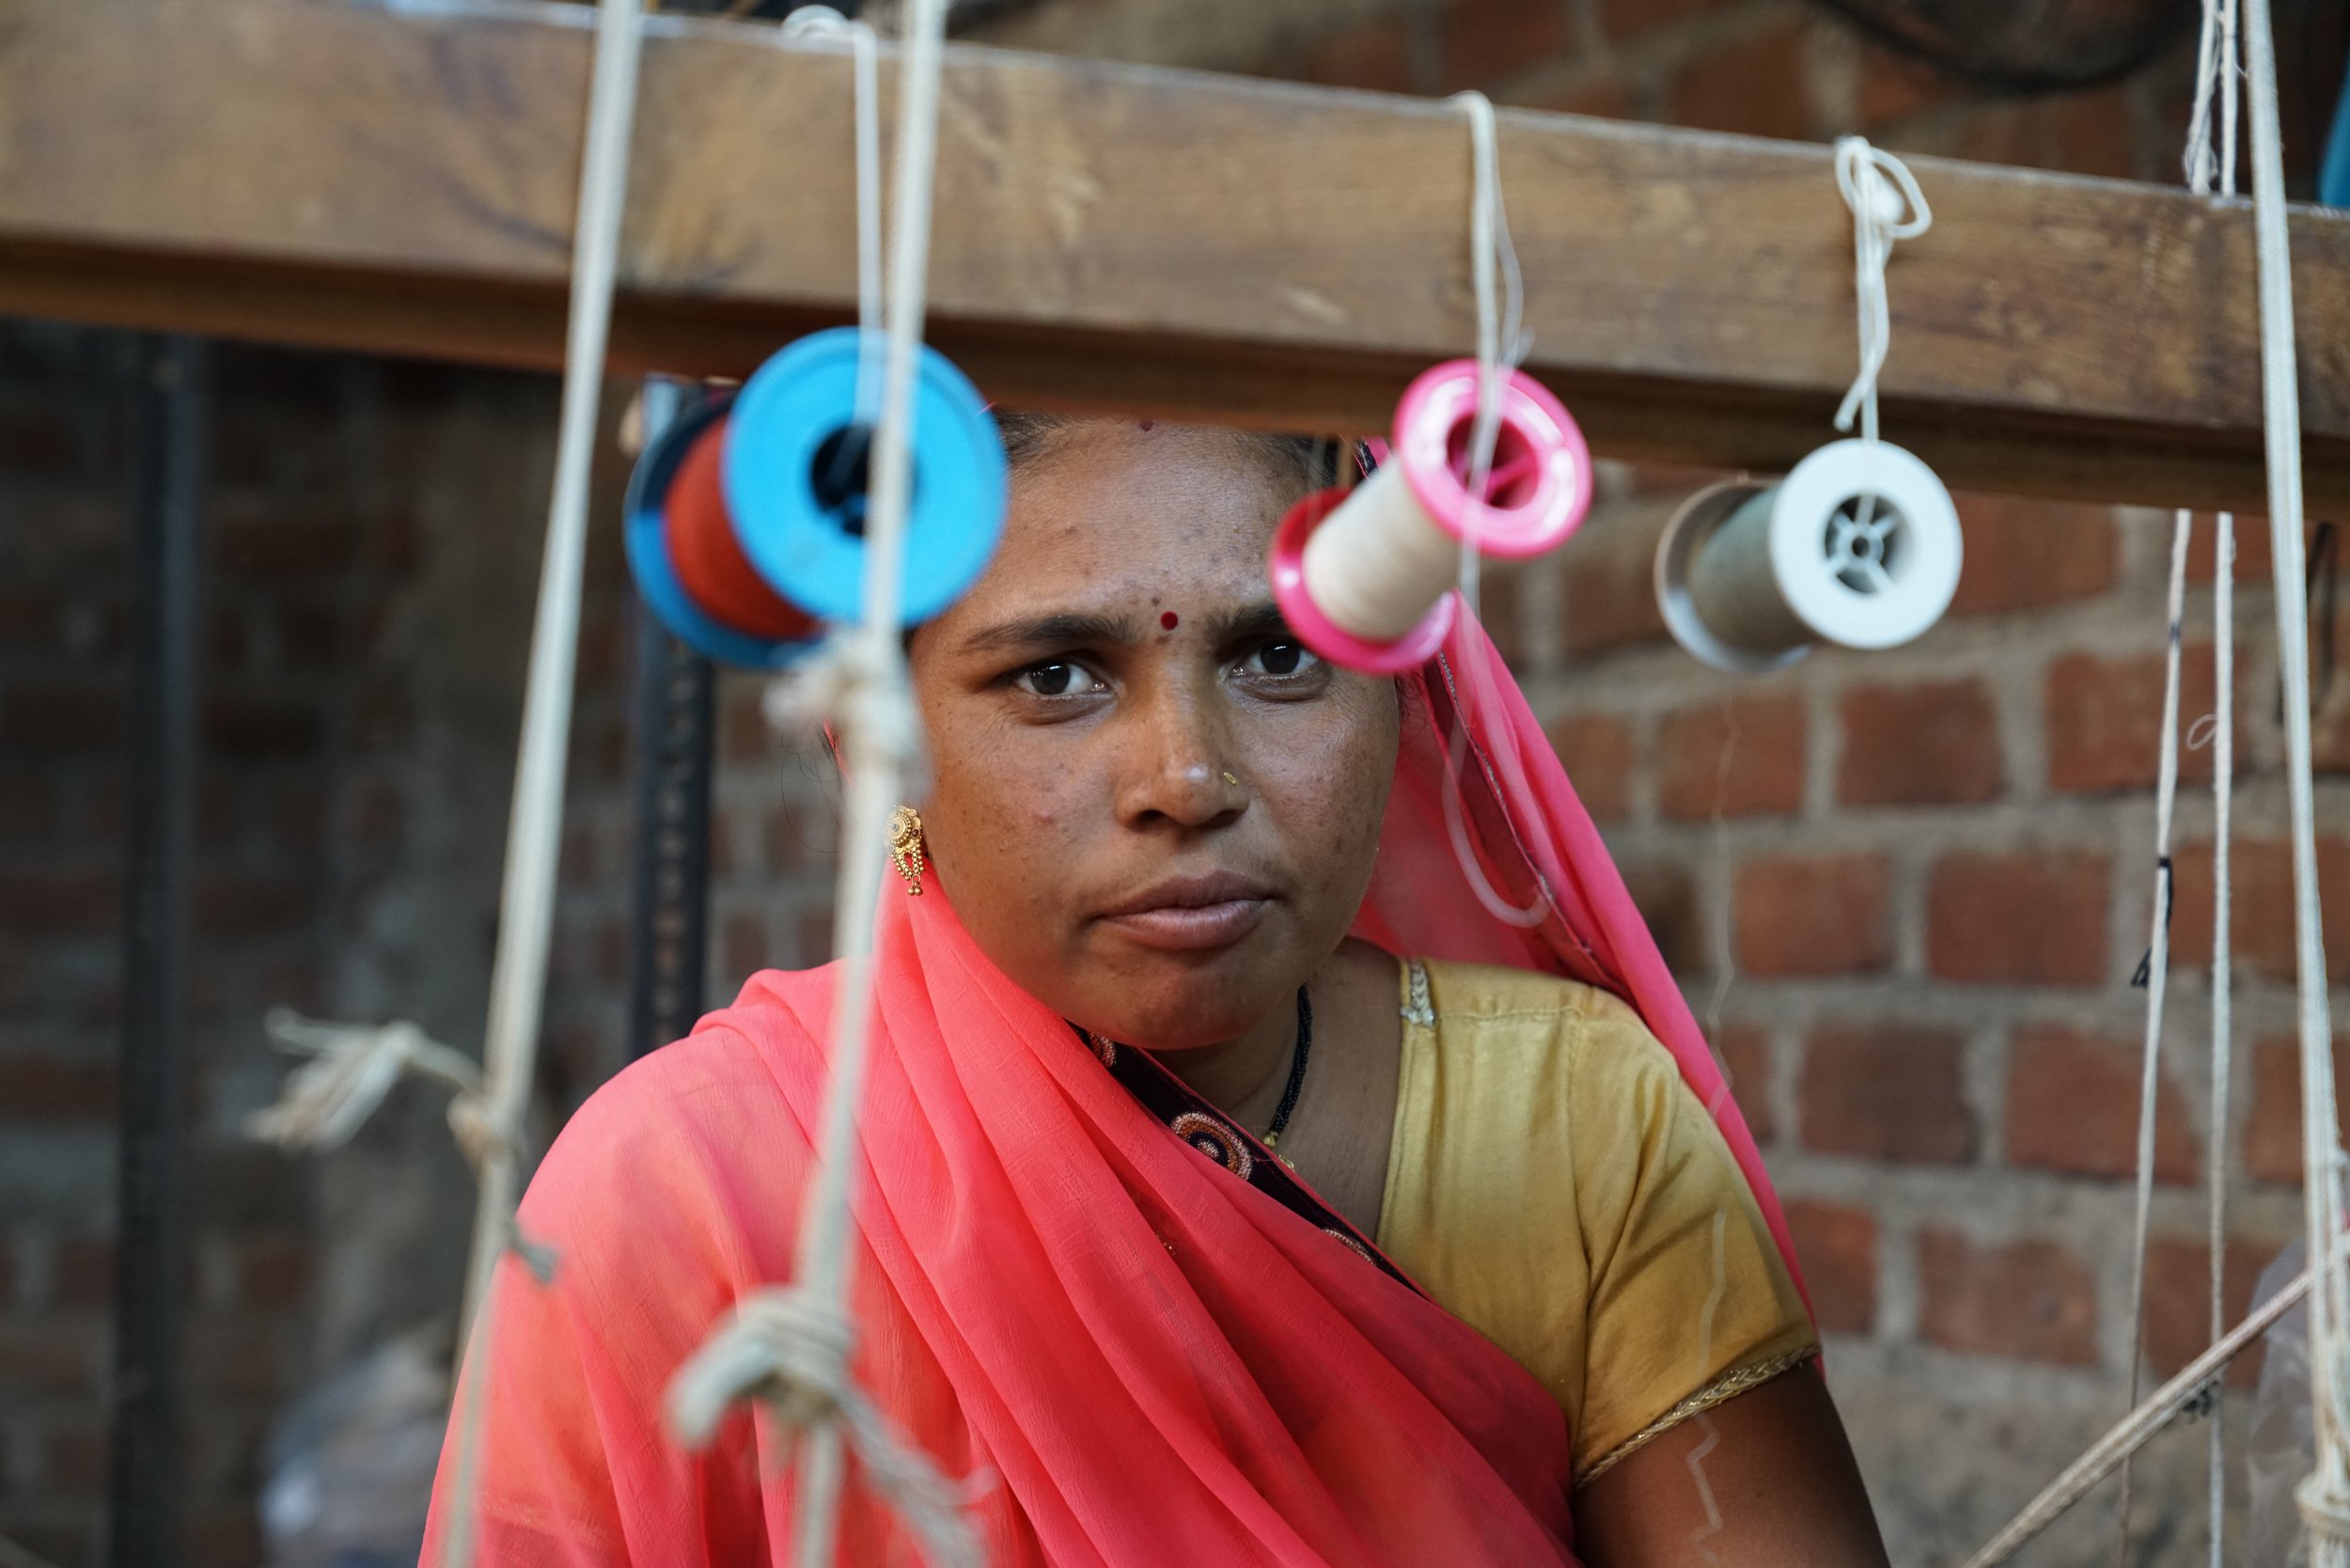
[
  {"x1": 108, "y1": 333, "x2": 208, "y2": 1568},
  {"x1": 624, "y1": 381, "x2": 713, "y2": 1059}
]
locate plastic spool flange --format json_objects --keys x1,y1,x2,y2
[
  {"x1": 1270, "y1": 359, "x2": 1593, "y2": 674},
  {"x1": 1654, "y1": 437, "x2": 1962, "y2": 675},
  {"x1": 725, "y1": 326, "x2": 1007, "y2": 628},
  {"x1": 626, "y1": 394, "x2": 822, "y2": 669}
]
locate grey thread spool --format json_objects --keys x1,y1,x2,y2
[{"x1": 1655, "y1": 438, "x2": 1962, "y2": 675}]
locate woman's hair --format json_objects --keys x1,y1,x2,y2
[{"x1": 994, "y1": 412, "x2": 1352, "y2": 497}]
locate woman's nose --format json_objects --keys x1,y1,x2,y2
[{"x1": 1114, "y1": 684, "x2": 1246, "y2": 830}]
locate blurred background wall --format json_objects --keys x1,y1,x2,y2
[{"x1": 2, "y1": 0, "x2": 2347, "y2": 1560}]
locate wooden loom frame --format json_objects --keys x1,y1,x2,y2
[{"x1": 2, "y1": 0, "x2": 2349, "y2": 515}]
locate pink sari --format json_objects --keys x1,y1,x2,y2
[{"x1": 422, "y1": 617, "x2": 1803, "y2": 1565}]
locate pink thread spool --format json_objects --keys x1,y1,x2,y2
[{"x1": 1270, "y1": 360, "x2": 1591, "y2": 674}]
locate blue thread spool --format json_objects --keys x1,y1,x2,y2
[
  {"x1": 725, "y1": 327, "x2": 1006, "y2": 627},
  {"x1": 625, "y1": 393, "x2": 823, "y2": 670}
]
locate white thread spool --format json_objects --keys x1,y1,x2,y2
[
  {"x1": 1270, "y1": 359, "x2": 1592, "y2": 674},
  {"x1": 1654, "y1": 438, "x2": 1962, "y2": 675}
]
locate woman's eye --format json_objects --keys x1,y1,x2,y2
[
  {"x1": 1243, "y1": 641, "x2": 1318, "y2": 679},
  {"x1": 1015, "y1": 661, "x2": 1102, "y2": 698}
]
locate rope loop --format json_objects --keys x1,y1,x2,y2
[
  {"x1": 762, "y1": 630, "x2": 929, "y2": 782},
  {"x1": 247, "y1": 1010, "x2": 483, "y2": 1153},
  {"x1": 666, "y1": 1285, "x2": 985, "y2": 1567},
  {"x1": 1830, "y1": 136, "x2": 1931, "y2": 442}
]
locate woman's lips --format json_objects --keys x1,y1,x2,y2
[
  {"x1": 1096, "y1": 872, "x2": 1275, "y2": 951},
  {"x1": 1100, "y1": 898, "x2": 1271, "y2": 951}
]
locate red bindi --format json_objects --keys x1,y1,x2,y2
[{"x1": 1160, "y1": 611, "x2": 1180, "y2": 631}]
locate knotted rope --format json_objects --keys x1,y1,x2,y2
[
  {"x1": 246, "y1": 1010, "x2": 484, "y2": 1154},
  {"x1": 1829, "y1": 137, "x2": 1930, "y2": 444},
  {"x1": 657, "y1": 1, "x2": 982, "y2": 1562}
]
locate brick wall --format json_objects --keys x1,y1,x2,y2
[{"x1": 5, "y1": 0, "x2": 2348, "y2": 1562}]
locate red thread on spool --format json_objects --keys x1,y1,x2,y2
[{"x1": 663, "y1": 419, "x2": 819, "y2": 641}]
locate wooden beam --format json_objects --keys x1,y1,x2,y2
[{"x1": 4, "y1": 0, "x2": 2347, "y2": 513}]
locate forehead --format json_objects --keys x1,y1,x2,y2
[{"x1": 958, "y1": 422, "x2": 1298, "y2": 621}]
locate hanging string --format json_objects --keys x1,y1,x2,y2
[
  {"x1": 439, "y1": 1, "x2": 649, "y2": 1564},
  {"x1": 244, "y1": 1011, "x2": 484, "y2": 1153},
  {"x1": 780, "y1": 7, "x2": 883, "y2": 427},
  {"x1": 2182, "y1": 5, "x2": 2246, "y2": 1561},
  {"x1": 2235, "y1": 0, "x2": 2350, "y2": 1559},
  {"x1": 1829, "y1": 137, "x2": 1931, "y2": 445},
  {"x1": 1436, "y1": 91, "x2": 1551, "y2": 932},
  {"x1": 1960, "y1": 1233, "x2": 2350, "y2": 1568},
  {"x1": 2113, "y1": 509, "x2": 2192, "y2": 1568},
  {"x1": 658, "y1": 0, "x2": 981, "y2": 1561}
]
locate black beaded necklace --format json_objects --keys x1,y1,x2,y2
[{"x1": 1260, "y1": 985, "x2": 1312, "y2": 1150}]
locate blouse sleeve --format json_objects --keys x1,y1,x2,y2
[{"x1": 1566, "y1": 988, "x2": 1818, "y2": 1484}]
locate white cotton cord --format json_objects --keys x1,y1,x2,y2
[
  {"x1": 438, "y1": 3, "x2": 646, "y2": 1565},
  {"x1": 1830, "y1": 138, "x2": 1931, "y2": 446},
  {"x1": 661, "y1": 0, "x2": 979, "y2": 1562},
  {"x1": 2240, "y1": 0, "x2": 2350, "y2": 1559},
  {"x1": 781, "y1": 7, "x2": 883, "y2": 424},
  {"x1": 2114, "y1": 510, "x2": 2194, "y2": 1566},
  {"x1": 2208, "y1": 508, "x2": 2236, "y2": 1568},
  {"x1": 1430, "y1": 92, "x2": 1547, "y2": 932},
  {"x1": 245, "y1": 1010, "x2": 483, "y2": 1153},
  {"x1": 1960, "y1": 1233, "x2": 2350, "y2": 1568}
]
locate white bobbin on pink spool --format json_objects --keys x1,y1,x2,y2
[{"x1": 1270, "y1": 359, "x2": 1592, "y2": 674}]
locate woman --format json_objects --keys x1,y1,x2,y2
[{"x1": 425, "y1": 416, "x2": 1890, "y2": 1564}]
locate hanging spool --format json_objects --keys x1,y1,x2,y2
[
  {"x1": 626, "y1": 392, "x2": 824, "y2": 669},
  {"x1": 726, "y1": 325, "x2": 1006, "y2": 627},
  {"x1": 1653, "y1": 437, "x2": 1962, "y2": 675},
  {"x1": 1269, "y1": 359, "x2": 1591, "y2": 675},
  {"x1": 624, "y1": 327, "x2": 1008, "y2": 667}
]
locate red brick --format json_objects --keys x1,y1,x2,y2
[
  {"x1": 1734, "y1": 853, "x2": 1892, "y2": 976},
  {"x1": 1926, "y1": 851, "x2": 2108, "y2": 986},
  {"x1": 1599, "y1": 0, "x2": 1728, "y2": 42},
  {"x1": 55, "y1": 1234, "x2": 114, "y2": 1306},
  {"x1": 0, "y1": 1058, "x2": 118, "y2": 1121},
  {"x1": 2170, "y1": 839, "x2": 2350, "y2": 984},
  {"x1": 1669, "y1": 22, "x2": 1810, "y2": 141},
  {"x1": 213, "y1": 512, "x2": 360, "y2": 578},
  {"x1": 42, "y1": 1419, "x2": 108, "y2": 1489},
  {"x1": 1715, "y1": 1022, "x2": 1773, "y2": 1141},
  {"x1": 187, "y1": 1507, "x2": 266, "y2": 1568},
  {"x1": 1956, "y1": 86, "x2": 2138, "y2": 180},
  {"x1": 188, "y1": 1313, "x2": 290, "y2": 1398},
  {"x1": 1562, "y1": 500, "x2": 1672, "y2": 655},
  {"x1": 2245, "y1": 1031, "x2": 2350, "y2": 1184},
  {"x1": 1918, "y1": 1229, "x2": 2099, "y2": 1366},
  {"x1": 2141, "y1": 1235, "x2": 2276, "y2": 1385},
  {"x1": 2045, "y1": 644, "x2": 2248, "y2": 794},
  {"x1": 202, "y1": 694, "x2": 322, "y2": 760},
  {"x1": 195, "y1": 870, "x2": 309, "y2": 938},
  {"x1": 1799, "y1": 1021, "x2": 1975, "y2": 1164},
  {"x1": 1440, "y1": 0, "x2": 1570, "y2": 92},
  {"x1": 2186, "y1": 511, "x2": 2277, "y2": 586},
  {"x1": 2313, "y1": 602, "x2": 2350, "y2": 776},
  {"x1": 1855, "y1": 42, "x2": 1962, "y2": 130},
  {"x1": 1, "y1": 682, "x2": 122, "y2": 755},
  {"x1": 1622, "y1": 859, "x2": 1704, "y2": 975},
  {"x1": 0, "y1": 1317, "x2": 104, "y2": 1395},
  {"x1": 1657, "y1": 693, "x2": 1804, "y2": 820},
  {"x1": 723, "y1": 912, "x2": 767, "y2": 983},
  {"x1": 1837, "y1": 680, "x2": 2003, "y2": 807},
  {"x1": 1544, "y1": 712, "x2": 1634, "y2": 822},
  {"x1": 1784, "y1": 1199, "x2": 1877, "y2": 1334},
  {"x1": 719, "y1": 682, "x2": 776, "y2": 767},
  {"x1": 0, "y1": 866, "x2": 117, "y2": 936},
  {"x1": 2004, "y1": 1025, "x2": 2198, "y2": 1184},
  {"x1": 1946, "y1": 494, "x2": 2118, "y2": 615},
  {"x1": 1298, "y1": 13, "x2": 1418, "y2": 94},
  {"x1": 230, "y1": 1231, "x2": 313, "y2": 1308}
]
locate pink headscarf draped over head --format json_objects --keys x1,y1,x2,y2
[{"x1": 423, "y1": 611, "x2": 1802, "y2": 1567}]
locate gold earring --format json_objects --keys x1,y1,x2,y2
[{"x1": 887, "y1": 806, "x2": 927, "y2": 896}]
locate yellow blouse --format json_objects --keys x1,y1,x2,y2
[{"x1": 1373, "y1": 959, "x2": 1818, "y2": 1485}]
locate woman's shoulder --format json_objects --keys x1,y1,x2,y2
[
  {"x1": 517, "y1": 964, "x2": 842, "y2": 1249},
  {"x1": 1409, "y1": 957, "x2": 1667, "y2": 1074}
]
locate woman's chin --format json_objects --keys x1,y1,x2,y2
[{"x1": 1077, "y1": 964, "x2": 1292, "y2": 1052}]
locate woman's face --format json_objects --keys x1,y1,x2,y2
[{"x1": 909, "y1": 420, "x2": 1399, "y2": 1049}]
